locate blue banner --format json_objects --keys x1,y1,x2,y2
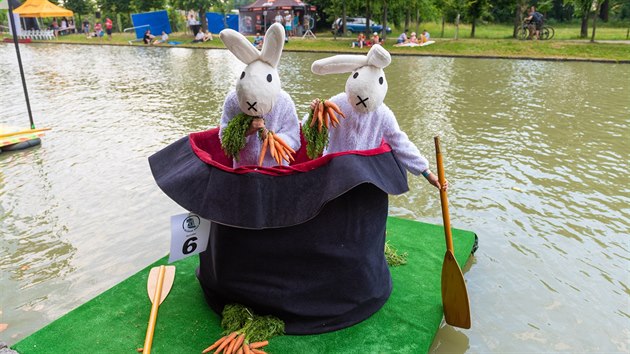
[
  {"x1": 206, "y1": 13, "x2": 238, "y2": 34},
  {"x1": 131, "y1": 10, "x2": 171, "y2": 39}
]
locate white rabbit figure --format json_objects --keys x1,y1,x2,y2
[
  {"x1": 310, "y1": 45, "x2": 445, "y2": 189},
  {"x1": 219, "y1": 23, "x2": 300, "y2": 168}
]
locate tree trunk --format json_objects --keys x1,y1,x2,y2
[
  {"x1": 441, "y1": 16, "x2": 445, "y2": 38},
  {"x1": 513, "y1": 2, "x2": 522, "y2": 38},
  {"x1": 580, "y1": 12, "x2": 589, "y2": 38},
  {"x1": 455, "y1": 13, "x2": 460, "y2": 40},
  {"x1": 404, "y1": 7, "x2": 410, "y2": 31},
  {"x1": 365, "y1": 0, "x2": 371, "y2": 36},
  {"x1": 599, "y1": 0, "x2": 609, "y2": 22},
  {"x1": 591, "y1": 1, "x2": 601, "y2": 42},
  {"x1": 471, "y1": 17, "x2": 476, "y2": 38},
  {"x1": 415, "y1": 6, "x2": 419, "y2": 35},
  {"x1": 342, "y1": 0, "x2": 347, "y2": 36},
  {"x1": 199, "y1": 8, "x2": 208, "y2": 32},
  {"x1": 381, "y1": 0, "x2": 388, "y2": 40}
]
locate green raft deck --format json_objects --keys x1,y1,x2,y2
[{"x1": 12, "y1": 217, "x2": 477, "y2": 353}]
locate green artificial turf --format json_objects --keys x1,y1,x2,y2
[{"x1": 12, "y1": 217, "x2": 477, "y2": 353}]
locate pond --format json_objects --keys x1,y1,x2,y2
[{"x1": 1, "y1": 43, "x2": 628, "y2": 352}]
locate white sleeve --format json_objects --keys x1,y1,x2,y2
[
  {"x1": 381, "y1": 108, "x2": 429, "y2": 175},
  {"x1": 271, "y1": 92, "x2": 301, "y2": 151}
]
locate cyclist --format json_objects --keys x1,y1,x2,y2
[{"x1": 524, "y1": 6, "x2": 543, "y2": 40}]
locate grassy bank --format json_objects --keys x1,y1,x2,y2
[{"x1": 3, "y1": 29, "x2": 629, "y2": 62}]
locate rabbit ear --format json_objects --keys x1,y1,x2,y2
[
  {"x1": 366, "y1": 44, "x2": 391, "y2": 69},
  {"x1": 220, "y1": 28, "x2": 260, "y2": 65},
  {"x1": 311, "y1": 55, "x2": 368, "y2": 75},
  {"x1": 260, "y1": 23, "x2": 285, "y2": 68}
]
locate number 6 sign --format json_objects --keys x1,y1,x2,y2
[{"x1": 169, "y1": 212, "x2": 211, "y2": 263}]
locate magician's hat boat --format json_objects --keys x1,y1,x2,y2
[{"x1": 149, "y1": 127, "x2": 410, "y2": 334}]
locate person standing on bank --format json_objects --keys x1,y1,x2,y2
[{"x1": 105, "y1": 18, "x2": 113, "y2": 40}]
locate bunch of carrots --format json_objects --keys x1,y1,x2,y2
[
  {"x1": 258, "y1": 130, "x2": 295, "y2": 166},
  {"x1": 310, "y1": 99, "x2": 345, "y2": 133},
  {"x1": 202, "y1": 333, "x2": 269, "y2": 354}
]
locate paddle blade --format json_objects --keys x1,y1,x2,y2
[
  {"x1": 147, "y1": 265, "x2": 175, "y2": 304},
  {"x1": 441, "y1": 250, "x2": 471, "y2": 329}
]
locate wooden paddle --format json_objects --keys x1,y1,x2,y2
[
  {"x1": 0, "y1": 127, "x2": 52, "y2": 139},
  {"x1": 141, "y1": 265, "x2": 176, "y2": 354},
  {"x1": 434, "y1": 136, "x2": 471, "y2": 329}
]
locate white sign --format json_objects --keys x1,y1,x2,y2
[
  {"x1": 0, "y1": 0, "x2": 8, "y2": 10},
  {"x1": 169, "y1": 212, "x2": 211, "y2": 263}
]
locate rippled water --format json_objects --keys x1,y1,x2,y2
[{"x1": 1, "y1": 44, "x2": 628, "y2": 352}]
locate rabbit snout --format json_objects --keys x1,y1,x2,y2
[
  {"x1": 235, "y1": 61, "x2": 281, "y2": 116},
  {"x1": 345, "y1": 66, "x2": 388, "y2": 113}
]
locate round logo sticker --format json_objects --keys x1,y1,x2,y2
[{"x1": 182, "y1": 215, "x2": 201, "y2": 232}]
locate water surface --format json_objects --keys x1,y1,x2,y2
[{"x1": 1, "y1": 43, "x2": 628, "y2": 352}]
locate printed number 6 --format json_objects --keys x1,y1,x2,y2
[{"x1": 182, "y1": 236, "x2": 198, "y2": 254}]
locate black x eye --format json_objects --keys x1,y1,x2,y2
[
  {"x1": 240, "y1": 71, "x2": 245, "y2": 79},
  {"x1": 267, "y1": 74, "x2": 272, "y2": 82},
  {"x1": 353, "y1": 72, "x2": 359, "y2": 79},
  {"x1": 379, "y1": 77, "x2": 384, "y2": 85}
]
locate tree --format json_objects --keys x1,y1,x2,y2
[
  {"x1": 133, "y1": 0, "x2": 166, "y2": 12},
  {"x1": 512, "y1": 0, "x2": 528, "y2": 38},
  {"x1": 213, "y1": 0, "x2": 235, "y2": 30},
  {"x1": 467, "y1": 0, "x2": 490, "y2": 38},
  {"x1": 565, "y1": 0, "x2": 595, "y2": 37},
  {"x1": 172, "y1": 0, "x2": 215, "y2": 31},
  {"x1": 64, "y1": 0, "x2": 95, "y2": 25}
]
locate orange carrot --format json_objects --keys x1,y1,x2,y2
[
  {"x1": 325, "y1": 100, "x2": 345, "y2": 118},
  {"x1": 214, "y1": 332, "x2": 238, "y2": 354},
  {"x1": 137, "y1": 348, "x2": 143, "y2": 353},
  {"x1": 326, "y1": 107, "x2": 340, "y2": 127},
  {"x1": 236, "y1": 348, "x2": 243, "y2": 354},
  {"x1": 233, "y1": 334, "x2": 246, "y2": 353},
  {"x1": 309, "y1": 102, "x2": 320, "y2": 128},
  {"x1": 225, "y1": 336, "x2": 237, "y2": 354},
  {"x1": 317, "y1": 102, "x2": 324, "y2": 132},
  {"x1": 268, "y1": 133, "x2": 278, "y2": 164},
  {"x1": 258, "y1": 134, "x2": 269, "y2": 166},
  {"x1": 250, "y1": 349, "x2": 267, "y2": 354},
  {"x1": 273, "y1": 135, "x2": 296, "y2": 154},
  {"x1": 243, "y1": 342, "x2": 252, "y2": 354},
  {"x1": 202, "y1": 335, "x2": 228, "y2": 353},
  {"x1": 249, "y1": 341, "x2": 269, "y2": 349}
]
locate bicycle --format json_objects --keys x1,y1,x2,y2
[{"x1": 518, "y1": 21, "x2": 555, "y2": 40}]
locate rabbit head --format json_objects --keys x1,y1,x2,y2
[
  {"x1": 220, "y1": 23, "x2": 286, "y2": 116},
  {"x1": 311, "y1": 44, "x2": 391, "y2": 114}
]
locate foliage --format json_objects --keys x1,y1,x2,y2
[
  {"x1": 385, "y1": 241, "x2": 408, "y2": 266},
  {"x1": 64, "y1": 0, "x2": 95, "y2": 16},
  {"x1": 221, "y1": 304, "x2": 285, "y2": 343},
  {"x1": 220, "y1": 113, "x2": 254, "y2": 161},
  {"x1": 302, "y1": 104, "x2": 329, "y2": 160},
  {"x1": 133, "y1": 0, "x2": 167, "y2": 12}
]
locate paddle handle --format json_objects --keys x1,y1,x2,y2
[
  {"x1": 0, "y1": 127, "x2": 51, "y2": 139},
  {"x1": 143, "y1": 265, "x2": 166, "y2": 354},
  {"x1": 435, "y1": 136, "x2": 454, "y2": 253}
]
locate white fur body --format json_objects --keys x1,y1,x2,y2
[
  {"x1": 318, "y1": 93, "x2": 428, "y2": 175},
  {"x1": 221, "y1": 90, "x2": 300, "y2": 168}
]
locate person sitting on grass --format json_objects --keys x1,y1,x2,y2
[
  {"x1": 143, "y1": 29, "x2": 155, "y2": 45},
  {"x1": 409, "y1": 32, "x2": 418, "y2": 44},
  {"x1": 203, "y1": 30, "x2": 214, "y2": 42},
  {"x1": 421, "y1": 29, "x2": 430, "y2": 43},
  {"x1": 367, "y1": 32, "x2": 380, "y2": 47},
  {"x1": 192, "y1": 30, "x2": 205, "y2": 43},
  {"x1": 351, "y1": 32, "x2": 366, "y2": 48},
  {"x1": 396, "y1": 29, "x2": 408, "y2": 44},
  {"x1": 153, "y1": 31, "x2": 169, "y2": 45},
  {"x1": 252, "y1": 32, "x2": 264, "y2": 49}
]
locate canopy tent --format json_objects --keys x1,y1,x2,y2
[
  {"x1": 239, "y1": 0, "x2": 316, "y2": 35},
  {"x1": 13, "y1": 0, "x2": 73, "y2": 18}
]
